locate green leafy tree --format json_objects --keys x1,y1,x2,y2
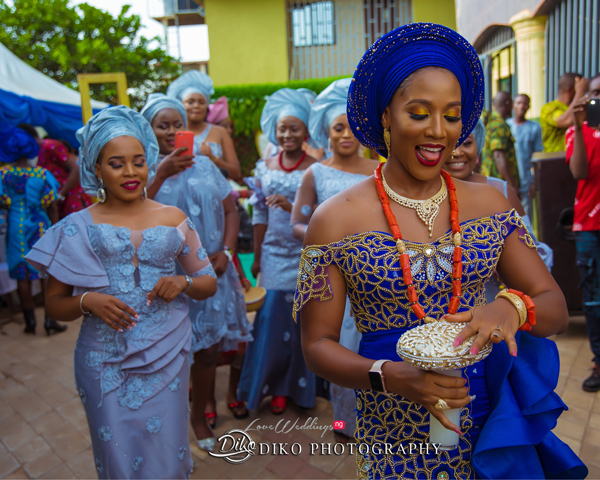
[{"x1": 0, "y1": 0, "x2": 181, "y2": 109}]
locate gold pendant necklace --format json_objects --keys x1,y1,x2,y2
[{"x1": 381, "y1": 172, "x2": 447, "y2": 237}]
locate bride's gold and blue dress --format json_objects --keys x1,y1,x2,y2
[
  {"x1": 294, "y1": 211, "x2": 585, "y2": 479},
  {"x1": 294, "y1": 23, "x2": 587, "y2": 480}
]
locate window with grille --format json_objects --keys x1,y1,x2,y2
[{"x1": 292, "y1": 1, "x2": 335, "y2": 46}]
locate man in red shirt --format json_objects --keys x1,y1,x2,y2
[{"x1": 566, "y1": 73, "x2": 600, "y2": 391}]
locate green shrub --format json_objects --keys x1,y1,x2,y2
[{"x1": 214, "y1": 76, "x2": 349, "y2": 137}]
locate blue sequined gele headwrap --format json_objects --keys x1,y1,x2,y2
[
  {"x1": 348, "y1": 23, "x2": 485, "y2": 157},
  {"x1": 0, "y1": 128, "x2": 40, "y2": 162},
  {"x1": 76, "y1": 106, "x2": 160, "y2": 195},
  {"x1": 166, "y1": 70, "x2": 214, "y2": 103},
  {"x1": 141, "y1": 93, "x2": 187, "y2": 128},
  {"x1": 309, "y1": 78, "x2": 351, "y2": 149},
  {"x1": 260, "y1": 88, "x2": 313, "y2": 145}
]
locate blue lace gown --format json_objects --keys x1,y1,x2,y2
[
  {"x1": 154, "y1": 124, "x2": 251, "y2": 353},
  {"x1": 294, "y1": 210, "x2": 587, "y2": 479},
  {"x1": 0, "y1": 165, "x2": 59, "y2": 280},
  {"x1": 239, "y1": 160, "x2": 321, "y2": 409},
  {"x1": 310, "y1": 162, "x2": 367, "y2": 437},
  {"x1": 26, "y1": 209, "x2": 216, "y2": 479}
]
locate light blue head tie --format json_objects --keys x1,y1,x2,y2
[
  {"x1": 309, "y1": 78, "x2": 351, "y2": 149},
  {"x1": 166, "y1": 70, "x2": 214, "y2": 102},
  {"x1": 260, "y1": 88, "x2": 313, "y2": 145},
  {"x1": 76, "y1": 105, "x2": 160, "y2": 195},
  {"x1": 141, "y1": 93, "x2": 187, "y2": 128}
]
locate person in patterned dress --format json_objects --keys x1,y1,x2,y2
[
  {"x1": 17, "y1": 124, "x2": 92, "y2": 219},
  {"x1": 0, "y1": 127, "x2": 65, "y2": 335},
  {"x1": 480, "y1": 91, "x2": 519, "y2": 193},
  {"x1": 293, "y1": 24, "x2": 586, "y2": 479}
]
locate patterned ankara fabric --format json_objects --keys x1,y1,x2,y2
[
  {"x1": 540, "y1": 99, "x2": 569, "y2": 152},
  {"x1": 294, "y1": 210, "x2": 586, "y2": 479},
  {"x1": 481, "y1": 111, "x2": 520, "y2": 189},
  {"x1": 347, "y1": 23, "x2": 484, "y2": 157},
  {"x1": 26, "y1": 209, "x2": 216, "y2": 479},
  {"x1": 37, "y1": 139, "x2": 93, "y2": 218},
  {"x1": 0, "y1": 166, "x2": 59, "y2": 280}
]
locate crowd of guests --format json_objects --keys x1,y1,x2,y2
[
  {"x1": 478, "y1": 72, "x2": 600, "y2": 393},
  {"x1": 0, "y1": 31, "x2": 594, "y2": 477}
]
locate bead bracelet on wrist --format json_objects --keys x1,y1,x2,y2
[{"x1": 495, "y1": 289, "x2": 536, "y2": 331}]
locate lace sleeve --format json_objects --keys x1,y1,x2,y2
[
  {"x1": 293, "y1": 244, "x2": 338, "y2": 322},
  {"x1": 495, "y1": 209, "x2": 536, "y2": 249},
  {"x1": 176, "y1": 218, "x2": 217, "y2": 278}
]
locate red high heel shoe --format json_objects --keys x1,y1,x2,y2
[
  {"x1": 270, "y1": 396, "x2": 287, "y2": 415},
  {"x1": 204, "y1": 411, "x2": 217, "y2": 428}
]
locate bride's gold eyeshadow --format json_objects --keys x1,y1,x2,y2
[{"x1": 444, "y1": 108, "x2": 461, "y2": 118}]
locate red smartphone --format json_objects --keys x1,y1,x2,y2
[{"x1": 174, "y1": 131, "x2": 195, "y2": 156}]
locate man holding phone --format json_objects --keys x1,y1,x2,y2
[{"x1": 566, "y1": 73, "x2": 600, "y2": 392}]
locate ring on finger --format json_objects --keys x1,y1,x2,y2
[
  {"x1": 491, "y1": 325, "x2": 503, "y2": 338},
  {"x1": 434, "y1": 398, "x2": 451, "y2": 410}
]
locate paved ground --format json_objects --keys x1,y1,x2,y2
[{"x1": 0, "y1": 310, "x2": 599, "y2": 479}]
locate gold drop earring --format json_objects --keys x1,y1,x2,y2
[{"x1": 384, "y1": 128, "x2": 391, "y2": 158}]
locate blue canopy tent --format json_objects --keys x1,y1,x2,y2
[{"x1": 0, "y1": 42, "x2": 108, "y2": 147}]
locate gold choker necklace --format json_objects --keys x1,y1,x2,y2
[{"x1": 381, "y1": 172, "x2": 447, "y2": 237}]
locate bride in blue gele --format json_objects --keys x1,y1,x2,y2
[
  {"x1": 293, "y1": 24, "x2": 587, "y2": 479},
  {"x1": 26, "y1": 106, "x2": 217, "y2": 479}
]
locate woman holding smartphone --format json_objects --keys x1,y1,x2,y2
[{"x1": 143, "y1": 91, "x2": 252, "y2": 452}]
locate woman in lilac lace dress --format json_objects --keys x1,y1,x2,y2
[
  {"x1": 159, "y1": 79, "x2": 253, "y2": 450},
  {"x1": 26, "y1": 107, "x2": 217, "y2": 479},
  {"x1": 238, "y1": 88, "x2": 320, "y2": 414}
]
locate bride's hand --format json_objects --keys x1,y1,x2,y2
[
  {"x1": 384, "y1": 362, "x2": 471, "y2": 433},
  {"x1": 443, "y1": 299, "x2": 521, "y2": 357}
]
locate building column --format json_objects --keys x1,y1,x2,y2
[{"x1": 510, "y1": 11, "x2": 547, "y2": 119}]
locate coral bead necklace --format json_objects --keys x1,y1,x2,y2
[
  {"x1": 374, "y1": 163, "x2": 463, "y2": 322},
  {"x1": 278, "y1": 150, "x2": 306, "y2": 172}
]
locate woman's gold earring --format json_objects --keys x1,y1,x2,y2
[{"x1": 384, "y1": 128, "x2": 391, "y2": 158}]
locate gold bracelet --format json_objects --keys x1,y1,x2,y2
[{"x1": 495, "y1": 290, "x2": 527, "y2": 328}]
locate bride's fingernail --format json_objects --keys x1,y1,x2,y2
[
  {"x1": 453, "y1": 428, "x2": 463, "y2": 436},
  {"x1": 453, "y1": 338, "x2": 462, "y2": 347},
  {"x1": 127, "y1": 326, "x2": 132, "y2": 330},
  {"x1": 510, "y1": 350, "x2": 517, "y2": 357},
  {"x1": 131, "y1": 323, "x2": 136, "y2": 327},
  {"x1": 470, "y1": 395, "x2": 477, "y2": 402},
  {"x1": 146, "y1": 300, "x2": 151, "y2": 306},
  {"x1": 118, "y1": 328, "x2": 123, "y2": 333},
  {"x1": 134, "y1": 315, "x2": 140, "y2": 320},
  {"x1": 470, "y1": 347, "x2": 479, "y2": 355}
]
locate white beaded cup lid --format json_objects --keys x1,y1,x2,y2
[{"x1": 396, "y1": 320, "x2": 492, "y2": 371}]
